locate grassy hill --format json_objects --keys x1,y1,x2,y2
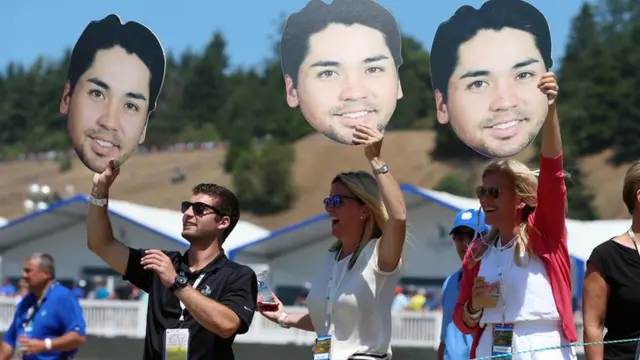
[{"x1": 0, "y1": 130, "x2": 631, "y2": 230}]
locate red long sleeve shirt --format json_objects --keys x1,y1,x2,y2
[{"x1": 452, "y1": 152, "x2": 578, "y2": 359}]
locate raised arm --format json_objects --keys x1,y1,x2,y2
[
  {"x1": 354, "y1": 125, "x2": 406, "y2": 273},
  {"x1": 531, "y1": 73, "x2": 566, "y2": 248},
  {"x1": 87, "y1": 160, "x2": 152, "y2": 291}
]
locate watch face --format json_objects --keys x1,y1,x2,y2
[{"x1": 177, "y1": 276, "x2": 188, "y2": 285}]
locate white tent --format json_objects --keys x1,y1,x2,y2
[{"x1": 0, "y1": 195, "x2": 270, "y2": 280}]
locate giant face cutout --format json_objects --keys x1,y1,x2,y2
[
  {"x1": 60, "y1": 14, "x2": 166, "y2": 173},
  {"x1": 430, "y1": 0, "x2": 553, "y2": 159},
  {"x1": 280, "y1": 0, "x2": 404, "y2": 145}
]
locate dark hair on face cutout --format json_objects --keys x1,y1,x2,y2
[
  {"x1": 66, "y1": 14, "x2": 166, "y2": 114},
  {"x1": 280, "y1": 0, "x2": 403, "y2": 88},
  {"x1": 430, "y1": 0, "x2": 552, "y2": 103}
]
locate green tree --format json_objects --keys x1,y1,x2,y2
[
  {"x1": 434, "y1": 173, "x2": 473, "y2": 197},
  {"x1": 231, "y1": 140, "x2": 296, "y2": 214}
]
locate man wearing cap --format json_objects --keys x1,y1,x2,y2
[{"x1": 437, "y1": 209, "x2": 489, "y2": 360}]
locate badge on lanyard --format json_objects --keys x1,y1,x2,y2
[
  {"x1": 313, "y1": 335, "x2": 331, "y2": 360},
  {"x1": 491, "y1": 323, "x2": 514, "y2": 358},
  {"x1": 165, "y1": 328, "x2": 189, "y2": 360}
]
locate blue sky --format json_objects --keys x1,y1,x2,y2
[{"x1": 2, "y1": 1, "x2": 587, "y2": 71}]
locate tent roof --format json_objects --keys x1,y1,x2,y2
[
  {"x1": 0, "y1": 194, "x2": 270, "y2": 252},
  {"x1": 228, "y1": 184, "x2": 624, "y2": 262}
]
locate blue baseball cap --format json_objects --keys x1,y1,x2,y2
[{"x1": 450, "y1": 209, "x2": 490, "y2": 235}]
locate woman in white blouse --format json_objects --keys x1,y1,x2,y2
[{"x1": 258, "y1": 125, "x2": 407, "y2": 360}]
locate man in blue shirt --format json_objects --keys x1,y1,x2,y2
[
  {"x1": 0, "y1": 253, "x2": 87, "y2": 360},
  {"x1": 437, "y1": 209, "x2": 489, "y2": 360}
]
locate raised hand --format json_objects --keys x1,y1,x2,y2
[
  {"x1": 538, "y1": 72, "x2": 559, "y2": 105},
  {"x1": 92, "y1": 159, "x2": 120, "y2": 197},
  {"x1": 353, "y1": 124, "x2": 384, "y2": 161}
]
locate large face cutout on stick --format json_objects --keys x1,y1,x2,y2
[
  {"x1": 430, "y1": 0, "x2": 553, "y2": 159},
  {"x1": 280, "y1": 0, "x2": 404, "y2": 145},
  {"x1": 60, "y1": 14, "x2": 166, "y2": 173}
]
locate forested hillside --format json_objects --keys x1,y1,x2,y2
[{"x1": 1, "y1": 1, "x2": 638, "y2": 223}]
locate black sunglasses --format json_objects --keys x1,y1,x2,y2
[
  {"x1": 451, "y1": 230, "x2": 476, "y2": 239},
  {"x1": 475, "y1": 186, "x2": 500, "y2": 199},
  {"x1": 323, "y1": 195, "x2": 361, "y2": 209},
  {"x1": 181, "y1": 201, "x2": 221, "y2": 216}
]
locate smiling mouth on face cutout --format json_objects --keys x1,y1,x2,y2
[
  {"x1": 334, "y1": 110, "x2": 377, "y2": 127},
  {"x1": 88, "y1": 135, "x2": 121, "y2": 157},
  {"x1": 331, "y1": 217, "x2": 340, "y2": 227},
  {"x1": 483, "y1": 118, "x2": 528, "y2": 140}
]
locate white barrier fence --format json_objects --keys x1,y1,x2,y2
[{"x1": 0, "y1": 298, "x2": 585, "y2": 353}]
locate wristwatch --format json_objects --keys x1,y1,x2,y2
[
  {"x1": 373, "y1": 164, "x2": 389, "y2": 175},
  {"x1": 169, "y1": 274, "x2": 189, "y2": 293},
  {"x1": 44, "y1": 338, "x2": 52, "y2": 351}
]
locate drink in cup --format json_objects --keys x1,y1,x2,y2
[{"x1": 257, "y1": 271, "x2": 279, "y2": 311}]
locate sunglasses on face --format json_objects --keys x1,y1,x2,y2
[
  {"x1": 451, "y1": 231, "x2": 476, "y2": 241},
  {"x1": 181, "y1": 201, "x2": 221, "y2": 216},
  {"x1": 476, "y1": 186, "x2": 500, "y2": 199},
  {"x1": 323, "y1": 195, "x2": 361, "y2": 209}
]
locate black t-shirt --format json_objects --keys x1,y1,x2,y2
[
  {"x1": 124, "y1": 247, "x2": 258, "y2": 360},
  {"x1": 588, "y1": 239, "x2": 640, "y2": 360}
]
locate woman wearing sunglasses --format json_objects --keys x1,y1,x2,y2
[
  {"x1": 453, "y1": 72, "x2": 578, "y2": 359},
  {"x1": 258, "y1": 124, "x2": 407, "y2": 360}
]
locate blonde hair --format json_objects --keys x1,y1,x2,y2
[
  {"x1": 481, "y1": 159, "x2": 540, "y2": 267},
  {"x1": 329, "y1": 171, "x2": 389, "y2": 270},
  {"x1": 622, "y1": 161, "x2": 640, "y2": 215}
]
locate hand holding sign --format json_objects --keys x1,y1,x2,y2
[
  {"x1": 280, "y1": 0, "x2": 403, "y2": 145},
  {"x1": 61, "y1": 14, "x2": 166, "y2": 173},
  {"x1": 430, "y1": 0, "x2": 552, "y2": 159},
  {"x1": 538, "y1": 72, "x2": 559, "y2": 105}
]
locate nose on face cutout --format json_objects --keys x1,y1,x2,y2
[
  {"x1": 280, "y1": 0, "x2": 403, "y2": 146},
  {"x1": 430, "y1": 0, "x2": 553, "y2": 159},
  {"x1": 61, "y1": 14, "x2": 166, "y2": 174}
]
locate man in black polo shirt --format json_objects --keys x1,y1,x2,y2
[{"x1": 86, "y1": 159, "x2": 258, "y2": 360}]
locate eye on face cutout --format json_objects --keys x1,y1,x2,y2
[
  {"x1": 60, "y1": 14, "x2": 166, "y2": 174},
  {"x1": 430, "y1": 0, "x2": 553, "y2": 159},
  {"x1": 280, "y1": 0, "x2": 404, "y2": 145}
]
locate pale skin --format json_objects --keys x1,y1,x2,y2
[
  {"x1": 463, "y1": 72, "x2": 561, "y2": 328},
  {"x1": 257, "y1": 124, "x2": 407, "y2": 333},
  {"x1": 86, "y1": 160, "x2": 242, "y2": 339}
]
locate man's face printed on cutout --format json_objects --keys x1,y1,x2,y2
[
  {"x1": 280, "y1": 0, "x2": 403, "y2": 145},
  {"x1": 60, "y1": 14, "x2": 166, "y2": 173},
  {"x1": 430, "y1": 0, "x2": 553, "y2": 159}
]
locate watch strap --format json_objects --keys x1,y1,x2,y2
[
  {"x1": 89, "y1": 194, "x2": 108, "y2": 207},
  {"x1": 44, "y1": 338, "x2": 52, "y2": 350},
  {"x1": 372, "y1": 164, "x2": 389, "y2": 175}
]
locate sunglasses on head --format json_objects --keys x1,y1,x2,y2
[
  {"x1": 181, "y1": 201, "x2": 221, "y2": 216},
  {"x1": 323, "y1": 195, "x2": 361, "y2": 209},
  {"x1": 475, "y1": 186, "x2": 500, "y2": 199}
]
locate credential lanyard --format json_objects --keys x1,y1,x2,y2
[
  {"x1": 178, "y1": 273, "x2": 206, "y2": 322},
  {"x1": 496, "y1": 236, "x2": 516, "y2": 324},
  {"x1": 325, "y1": 253, "x2": 349, "y2": 333}
]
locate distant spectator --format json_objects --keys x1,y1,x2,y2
[
  {"x1": 87, "y1": 276, "x2": 110, "y2": 300},
  {"x1": 407, "y1": 288, "x2": 427, "y2": 312},
  {"x1": 391, "y1": 286, "x2": 409, "y2": 312},
  {"x1": 72, "y1": 280, "x2": 86, "y2": 299},
  {"x1": 0, "y1": 279, "x2": 16, "y2": 297}
]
